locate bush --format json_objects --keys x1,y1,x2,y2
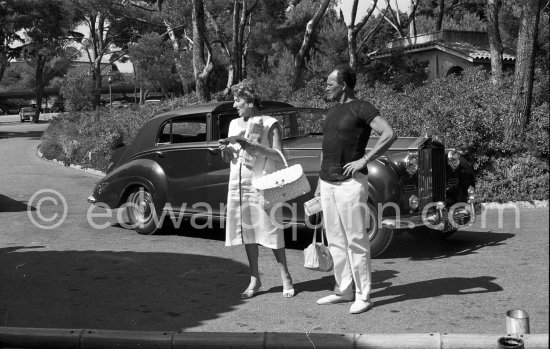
[
  {"x1": 39, "y1": 94, "x2": 202, "y2": 172},
  {"x1": 40, "y1": 68, "x2": 548, "y2": 203}
]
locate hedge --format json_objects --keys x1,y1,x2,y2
[{"x1": 39, "y1": 68, "x2": 549, "y2": 203}]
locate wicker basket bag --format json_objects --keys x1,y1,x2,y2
[{"x1": 251, "y1": 149, "x2": 311, "y2": 208}]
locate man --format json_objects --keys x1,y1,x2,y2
[{"x1": 316, "y1": 65, "x2": 397, "y2": 314}]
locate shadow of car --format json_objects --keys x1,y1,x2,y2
[{"x1": 88, "y1": 101, "x2": 483, "y2": 257}]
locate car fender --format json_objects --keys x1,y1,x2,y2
[
  {"x1": 102, "y1": 158, "x2": 168, "y2": 210},
  {"x1": 366, "y1": 159, "x2": 401, "y2": 207}
]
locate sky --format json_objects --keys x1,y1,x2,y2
[{"x1": 336, "y1": 0, "x2": 413, "y2": 25}]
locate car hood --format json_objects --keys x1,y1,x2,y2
[{"x1": 283, "y1": 135, "x2": 421, "y2": 151}]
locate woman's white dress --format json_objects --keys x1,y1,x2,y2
[{"x1": 225, "y1": 115, "x2": 284, "y2": 249}]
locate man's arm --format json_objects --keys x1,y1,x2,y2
[{"x1": 342, "y1": 115, "x2": 398, "y2": 176}]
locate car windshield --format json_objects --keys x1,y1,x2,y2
[
  {"x1": 22, "y1": 107, "x2": 34, "y2": 112},
  {"x1": 266, "y1": 109, "x2": 326, "y2": 138}
]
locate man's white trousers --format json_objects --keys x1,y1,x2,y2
[{"x1": 320, "y1": 172, "x2": 372, "y2": 301}]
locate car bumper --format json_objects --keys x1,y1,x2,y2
[{"x1": 382, "y1": 202, "x2": 484, "y2": 230}]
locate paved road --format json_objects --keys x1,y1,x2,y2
[{"x1": 0, "y1": 119, "x2": 548, "y2": 335}]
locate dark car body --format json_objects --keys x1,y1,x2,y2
[{"x1": 88, "y1": 101, "x2": 483, "y2": 257}]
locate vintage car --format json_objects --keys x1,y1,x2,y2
[
  {"x1": 88, "y1": 101, "x2": 483, "y2": 257},
  {"x1": 19, "y1": 107, "x2": 37, "y2": 122}
]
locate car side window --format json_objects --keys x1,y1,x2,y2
[
  {"x1": 218, "y1": 114, "x2": 239, "y2": 140},
  {"x1": 158, "y1": 116, "x2": 207, "y2": 144}
]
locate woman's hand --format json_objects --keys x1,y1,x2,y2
[{"x1": 218, "y1": 139, "x2": 229, "y2": 150}]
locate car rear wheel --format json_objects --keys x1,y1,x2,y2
[
  {"x1": 367, "y1": 201, "x2": 395, "y2": 258},
  {"x1": 126, "y1": 187, "x2": 160, "y2": 235}
]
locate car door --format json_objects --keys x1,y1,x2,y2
[
  {"x1": 154, "y1": 114, "x2": 212, "y2": 215},
  {"x1": 202, "y1": 113, "x2": 239, "y2": 217}
]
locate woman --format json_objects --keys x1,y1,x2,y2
[{"x1": 218, "y1": 80, "x2": 294, "y2": 298}]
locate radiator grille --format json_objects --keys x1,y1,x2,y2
[
  {"x1": 418, "y1": 148, "x2": 433, "y2": 208},
  {"x1": 432, "y1": 147, "x2": 445, "y2": 201},
  {"x1": 418, "y1": 145, "x2": 446, "y2": 208}
]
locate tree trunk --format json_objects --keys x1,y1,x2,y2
[
  {"x1": 33, "y1": 55, "x2": 47, "y2": 123},
  {"x1": 92, "y1": 63, "x2": 102, "y2": 108},
  {"x1": 0, "y1": 53, "x2": 7, "y2": 84},
  {"x1": 165, "y1": 19, "x2": 189, "y2": 92},
  {"x1": 192, "y1": 0, "x2": 212, "y2": 101},
  {"x1": 347, "y1": 0, "x2": 377, "y2": 71},
  {"x1": 505, "y1": 0, "x2": 542, "y2": 142},
  {"x1": 292, "y1": 0, "x2": 331, "y2": 90},
  {"x1": 486, "y1": 0, "x2": 503, "y2": 85},
  {"x1": 230, "y1": 0, "x2": 240, "y2": 86},
  {"x1": 348, "y1": 29, "x2": 358, "y2": 71},
  {"x1": 436, "y1": 0, "x2": 444, "y2": 31}
]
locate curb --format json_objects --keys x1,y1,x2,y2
[
  {"x1": 0, "y1": 328, "x2": 548, "y2": 349},
  {"x1": 36, "y1": 147, "x2": 105, "y2": 177},
  {"x1": 36, "y1": 150, "x2": 548, "y2": 209}
]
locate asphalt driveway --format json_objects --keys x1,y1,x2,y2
[{"x1": 0, "y1": 118, "x2": 548, "y2": 335}]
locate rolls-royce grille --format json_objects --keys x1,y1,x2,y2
[{"x1": 418, "y1": 146, "x2": 446, "y2": 208}]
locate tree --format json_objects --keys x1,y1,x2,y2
[
  {"x1": 0, "y1": 1, "x2": 21, "y2": 84},
  {"x1": 345, "y1": 0, "x2": 378, "y2": 70},
  {"x1": 17, "y1": 0, "x2": 79, "y2": 122},
  {"x1": 206, "y1": 0, "x2": 258, "y2": 95},
  {"x1": 486, "y1": 0, "x2": 503, "y2": 85},
  {"x1": 68, "y1": 0, "x2": 140, "y2": 107},
  {"x1": 154, "y1": 0, "x2": 194, "y2": 94},
  {"x1": 191, "y1": 0, "x2": 213, "y2": 101},
  {"x1": 376, "y1": 0, "x2": 421, "y2": 38},
  {"x1": 505, "y1": 0, "x2": 543, "y2": 142},
  {"x1": 128, "y1": 32, "x2": 181, "y2": 101},
  {"x1": 292, "y1": 0, "x2": 331, "y2": 90}
]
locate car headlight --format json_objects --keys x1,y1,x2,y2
[
  {"x1": 447, "y1": 149, "x2": 460, "y2": 170},
  {"x1": 409, "y1": 195, "x2": 419, "y2": 210},
  {"x1": 404, "y1": 153, "x2": 418, "y2": 175},
  {"x1": 468, "y1": 185, "x2": 475, "y2": 201}
]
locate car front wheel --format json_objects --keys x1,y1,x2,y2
[
  {"x1": 126, "y1": 187, "x2": 160, "y2": 235},
  {"x1": 367, "y1": 201, "x2": 395, "y2": 258}
]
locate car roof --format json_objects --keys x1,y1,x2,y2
[
  {"x1": 150, "y1": 100, "x2": 294, "y2": 122},
  {"x1": 125, "y1": 101, "x2": 298, "y2": 158}
]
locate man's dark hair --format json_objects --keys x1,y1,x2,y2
[{"x1": 333, "y1": 65, "x2": 357, "y2": 90}]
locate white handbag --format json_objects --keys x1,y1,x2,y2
[
  {"x1": 251, "y1": 149, "x2": 311, "y2": 208},
  {"x1": 304, "y1": 220, "x2": 333, "y2": 272}
]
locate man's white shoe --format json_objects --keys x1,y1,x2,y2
[
  {"x1": 316, "y1": 294, "x2": 354, "y2": 305},
  {"x1": 349, "y1": 299, "x2": 374, "y2": 314}
]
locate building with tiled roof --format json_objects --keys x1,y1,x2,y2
[{"x1": 369, "y1": 30, "x2": 516, "y2": 80}]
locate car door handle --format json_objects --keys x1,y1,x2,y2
[
  {"x1": 208, "y1": 148, "x2": 220, "y2": 155},
  {"x1": 155, "y1": 151, "x2": 165, "y2": 158}
]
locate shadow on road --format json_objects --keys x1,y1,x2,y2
[
  {"x1": 380, "y1": 230, "x2": 515, "y2": 260},
  {"x1": 0, "y1": 194, "x2": 29, "y2": 213},
  {"x1": 263, "y1": 269, "x2": 400, "y2": 296},
  {"x1": 0, "y1": 129, "x2": 44, "y2": 140},
  {"x1": 0, "y1": 246, "x2": 249, "y2": 330},
  {"x1": 155, "y1": 222, "x2": 515, "y2": 260},
  {"x1": 371, "y1": 276, "x2": 503, "y2": 307}
]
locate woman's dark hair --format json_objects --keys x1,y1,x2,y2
[
  {"x1": 231, "y1": 79, "x2": 261, "y2": 107},
  {"x1": 333, "y1": 65, "x2": 357, "y2": 90}
]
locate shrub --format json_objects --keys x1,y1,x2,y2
[
  {"x1": 40, "y1": 94, "x2": 202, "y2": 172},
  {"x1": 40, "y1": 68, "x2": 549, "y2": 203}
]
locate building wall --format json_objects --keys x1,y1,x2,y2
[{"x1": 407, "y1": 49, "x2": 480, "y2": 80}]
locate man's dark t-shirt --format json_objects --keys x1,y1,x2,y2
[{"x1": 320, "y1": 99, "x2": 380, "y2": 182}]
